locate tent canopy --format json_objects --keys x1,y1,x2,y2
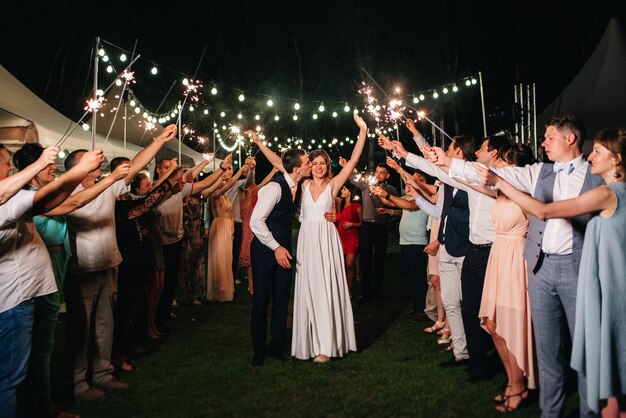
[
  {"x1": 538, "y1": 18, "x2": 626, "y2": 150},
  {"x1": 0, "y1": 65, "x2": 212, "y2": 171}
]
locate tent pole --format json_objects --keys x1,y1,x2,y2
[
  {"x1": 178, "y1": 100, "x2": 182, "y2": 163},
  {"x1": 92, "y1": 37, "x2": 99, "y2": 151},
  {"x1": 212, "y1": 121, "x2": 216, "y2": 171},
  {"x1": 478, "y1": 71, "x2": 487, "y2": 137}
]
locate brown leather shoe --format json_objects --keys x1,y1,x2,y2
[{"x1": 75, "y1": 388, "x2": 108, "y2": 403}]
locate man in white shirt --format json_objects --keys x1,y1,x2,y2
[
  {"x1": 0, "y1": 146, "x2": 103, "y2": 417},
  {"x1": 63, "y1": 124, "x2": 177, "y2": 402},
  {"x1": 249, "y1": 149, "x2": 311, "y2": 366},
  {"x1": 432, "y1": 116, "x2": 603, "y2": 418}
]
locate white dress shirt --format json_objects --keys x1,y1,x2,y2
[
  {"x1": 0, "y1": 190, "x2": 56, "y2": 313},
  {"x1": 250, "y1": 174, "x2": 296, "y2": 251},
  {"x1": 449, "y1": 154, "x2": 587, "y2": 254},
  {"x1": 404, "y1": 146, "x2": 496, "y2": 245}
]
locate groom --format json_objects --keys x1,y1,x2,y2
[{"x1": 249, "y1": 148, "x2": 312, "y2": 366}]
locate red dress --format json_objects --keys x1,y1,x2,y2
[{"x1": 336, "y1": 202, "x2": 361, "y2": 255}]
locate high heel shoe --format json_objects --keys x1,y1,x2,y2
[
  {"x1": 423, "y1": 321, "x2": 446, "y2": 333},
  {"x1": 496, "y1": 388, "x2": 528, "y2": 413}
]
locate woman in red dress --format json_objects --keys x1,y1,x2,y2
[{"x1": 336, "y1": 185, "x2": 362, "y2": 295}]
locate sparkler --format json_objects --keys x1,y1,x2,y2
[
  {"x1": 120, "y1": 70, "x2": 135, "y2": 84},
  {"x1": 84, "y1": 97, "x2": 105, "y2": 113},
  {"x1": 202, "y1": 152, "x2": 215, "y2": 162},
  {"x1": 183, "y1": 79, "x2": 203, "y2": 102}
]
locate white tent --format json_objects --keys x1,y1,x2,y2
[
  {"x1": 538, "y1": 18, "x2": 626, "y2": 148},
  {"x1": 0, "y1": 65, "x2": 211, "y2": 170}
]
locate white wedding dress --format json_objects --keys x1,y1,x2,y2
[{"x1": 291, "y1": 184, "x2": 357, "y2": 360}]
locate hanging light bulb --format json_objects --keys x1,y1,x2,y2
[
  {"x1": 182, "y1": 78, "x2": 189, "y2": 85},
  {"x1": 81, "y1": 123, "x2": 89, "y2": 131},
  {"x1": 220, "y1": 111, "x2": 226, "y2": 117},
  {"x1": 293, "y1": 114, "x2": 298, "y2": 121},
  {"x1": 274, "y1": 115, "x2": 280, "y2": 121},
  {"x1": 204, "y1": 109, "x2": 209, "y2": 115},
  {"x1": 254, "y1": 114, "x2": 260, "y2": 120},
  {"x1": 294, "y1": 102, "x2": 301, "y2": 110},
  {"x1": 98, "y1": 48, "x2": 105, "y2": 57},
  {"x1": 332, "y1": 111, "x2": 338, "y2": 118},
  {"x1": 344, "y1": 104, "x2": 350, "y2": 112},
  {"x1": 432, "y1": 91, "x2": 439, "y2": 99},
  {"x1": 115, "y1": 79, "x2": 122, "y2": 86},
  {"x1": 211, "y1": 86, "x2": 218, "y2": 95},
  {"x1": 267, "y1": 98, "x2": 273, "y2": 107},
  {"x1": 413, "y1": 96, "x2": 419, "y2": 104},
  {"x1": 189, "y1": 106, "x2": 194, "y2": 112},
  {"x1": 318, "y1": 103, "x2": 325, "y2": 112},
  {"x1": 419, "y1": 94, "x2": 425, "y2": 101},
  {"x1": 471, "y1": 78, "x2": 477, "y2": 85},
  {"x1": 452, "y1": 84, "x2": 459, "y2": 92},
  {"x1": 312, "y1": 113, "x2": 318, "y2": 120},
  {"x1": 119, "y1": 53, "x2": 127, "y2": 62},
  {"x1": 106, "y1": 65, "x2": 113, "y2": 73},
  {"x1": 465, "y1": 79, "x2": 472, "y2": 86},
  {"x1": 96, "y1": 89, "x2": 104, "y2": 97},
  {"x1": 238, "y1": 93, "x2": 245, "y2": 102},
  {"x1": 237, "y1": 113, "x2": 243, "y2": 119},
  {"x1": 442, "y1": 87, "x2": 449, "y2": 94},
  {"x1": 150, "y1": 66, "x2": 158, "y2": 75}
]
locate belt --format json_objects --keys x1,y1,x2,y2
[{"x1": 470, "y1": 242, "x2": 492, "y2": 250}]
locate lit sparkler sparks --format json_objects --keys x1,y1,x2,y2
[
  {"x1": 202, "y1": 152, "x2": 215, "y2": 161},
  {"x1": 144, "y1": 121, "x2": 156, "y2": 131},
  {"x1": 183, "y1": 79, "x2": 203, "y2": 102},
  {"x1": 84, "y1": 97, "x2": 105, "y2": 113},
  {"x1": 120, "y1": 70, "x2": 136, "y2": 84}
]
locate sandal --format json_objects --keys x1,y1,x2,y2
[
  {"x1": 494, "y1": 385, "x2": 511, "y2": 404},
  {"x1": 496, "y1": 388, "x2": 528, "y2": 413},
  {"x1": 424, "y1": 321, "x2": 446, "y2": 333}
]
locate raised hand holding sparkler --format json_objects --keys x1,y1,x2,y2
[
  {"x1": 157, "y1": 124, "x2": 178, "y2": 143},
  {"x1": 338, "y1": 156, "x2": 347, "y2": 167},
  {"x1": 427, "y1": 146, "x2": 449, "y2": 166},
  {"x1": 369, "y1": 185, "x2": 384, "y2": 197},
  {"x1": 385, "y1": 156, "x2": 401, "y2": 173}
]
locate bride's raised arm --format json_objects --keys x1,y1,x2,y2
[
  {"x1": 246, "y1": 130, "x2": 285, "y2": 173},
  {"x1": 330, "y1": 113, "x2": 368, "y2": 197}
]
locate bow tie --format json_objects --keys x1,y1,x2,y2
[{"x1": 553, "y1": 162, "x2": 574, "y2": 175}]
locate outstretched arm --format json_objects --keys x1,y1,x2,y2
[
  {"x1": 246, "y1": 131, "x2": 285, "y2": 173},
  {"x1": 331, "y1": 113, "x2": 368, "y2": 196},
  {"x1": 45, "y1": 162, "x2": 131, "y2": 216},
  {"x1": 0, "y1": 146, "x2": 59, "y2": 205},
  {"x1": 191, "y1": 154, "x2": 232, "y2": 195},
  {"x1": 33, "y1": 150, "x2": 104, "y2": 215},
  {"x1": 212, "y1": 166, "x2": 246, "y2": 200},
  {"x1": 126, "y1": 124, "x2": 178, "y2": 185},
  {"x1": 183, "y1": 159, "x2": 210, "y2": 183},
  {"x1": 476, "y1": 165, "x2": 615, "y2": 219}
]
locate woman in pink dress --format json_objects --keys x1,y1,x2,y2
[{"x1": 335, "y1": 185, "x2": 362, "y2": 295}]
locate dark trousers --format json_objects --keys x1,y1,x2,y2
[
  {"x1": 250, "y1": 250, "x2": 292, "y2": 358},
  {"x1": 232, "y1": 222, "x2": 243, "y2": 281},
  {"x1": 114, "y1": 260, "x2": 148, "y2": 358},
  {"x1": 460, "y1": 244, "x2": 493, "y2": 377},
  {"x1": 400, "y1": 245, "x2": 428, "y2": 312},
  {"x1": 359, "y1": 222, "x2": 389, "y2": 299},
  {"x1": 156, "y1": 240, "x2": 183, "y2": 329}
]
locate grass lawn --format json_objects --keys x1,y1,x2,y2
[{"x1": 57, "y1": 253, "x2": 580, "y2": 417}]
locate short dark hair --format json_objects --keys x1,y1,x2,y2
[
  {"x1": 13, "y1": 143, "x2": 44, "y2": 171},
  {"x1": 130, "y1": 172, "x2": 149, "y2": 195},
  {"x1": 282, "y1": 148, "x2": 307, "y2": 173},
  {"x1": 546, "y1": 115, "x2": 586, "y2": 147},
  {"x1": 453, "y1": 135, "x2": 480, "y2": 161},
  {"x1": 64, "y1": 149, "x2": 88, "y2": 171},
  {"x1": 376, "y1": 163, "x2": 390, "y2": 172},
  {"x1": 110, "y1": 157, "x2": 130, "y2": 172},
  {"x1": 485, "y1": 135, "x2": 510, "y2": 153},
  {"x1": 497, "y1": 143, "x2": 535, "y2": 167}
]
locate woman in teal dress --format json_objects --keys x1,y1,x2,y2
[{"x1": 479, "y1": 129, "x2": 626, "y2": 416}]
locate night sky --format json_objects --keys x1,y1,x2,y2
[{"x1": 3, "y1": 0, "x2": 625, "y2": 161}]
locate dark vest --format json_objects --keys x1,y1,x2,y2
[
  {"x1": 251, "y1": 173, "x2": 301, "y2": 255},
  {"x1": 524, "y1": 162, "x2": 605, "y2": 273},
  {"x1": 437, "y1": 184, "x2": 470, "y2": 257}
]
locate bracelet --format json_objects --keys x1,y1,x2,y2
[
  {"x1": 219, "y1": 163, "x2": 226, "y2": 171},
  {"x1": 385, "y1": 193, "x2": 391, "y2": 200}
]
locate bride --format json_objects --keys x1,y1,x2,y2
[{"x1": 248, "y1": 113, "x2": 368, "y2": 363}]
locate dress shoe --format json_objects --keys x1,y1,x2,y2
[
  {"x1": 439, "y1": 356, "x2": 469, "y2": 367},
  {"x1": 95, "y1": 379, "x2": 128, "y2": 390},
  {"x1": 250, "y1": 356, "x2": 265, "y2": 367},
  {"x1": 75, "y1": 388, "x2": 108, "y2": 403}
]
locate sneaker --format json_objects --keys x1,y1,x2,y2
[
  {"x1": 75, "y1": 388, "x2": 108, "y2": 403},
  {"x1": 95, "y1": 379, "x2": 129, "y2": 390}
]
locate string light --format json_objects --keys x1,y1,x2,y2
[
  {"x1": 119, "y1": 53, "x2": 127, "y2": 62},
  {"x1": 150, "y1": 66, "x2": 158, "y2": 75},
  {"x1": 442, "y1": 87, "x2": 449, "y2": 94},
  {"x1": 220, "y1": 111, "x2": 226, "y2": 117},
  {"x1": 344, "y1": 104, "x2": 350, "y2": 112},
  {"x1": 312, "y1": 113, "x2": 318, "y2": 120},
  {"x1": 453, "y1": 84, "x2": 459, "y2": 92},
  {"x1": 238, "y1": 93, "x2": 245, "y2": 102},
  {"x1": 318, "y1": 103, "x2": 325, "y2": 112},
  {"x1": 211, "y1": 86, "x2": 218, "y2": 95},
  {"x1": 471, "y1": 78, "x2": 477, "y2": 85},
  {"x1": 465, "y1": 79, "x2": 472, "y2": 86},
  {"x1": 294, "y1": 102, "x2": 301, "y2": 110},
  {"x1": 267, "y1": 98, "x2": 273, "y2": 107}
]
